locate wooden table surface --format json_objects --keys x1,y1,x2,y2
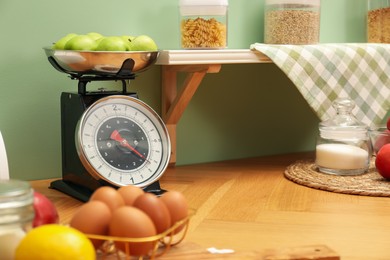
[{"x1": 30, "y1": 152, "x2": 390, "y2": 260}]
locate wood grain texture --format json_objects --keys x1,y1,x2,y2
[{"x1": 31, "y1": 152, "x2": 390, "y2": 260}]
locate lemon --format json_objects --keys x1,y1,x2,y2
[{"x1": 14, "y1": 224, "x2": 95, "y2": 260}]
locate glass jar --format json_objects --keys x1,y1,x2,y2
[
  {"x1": 264, "y1": 0, "x2": 321, "y2": 44},
  {"x1": 0, "y1": 179, "x2": 34, "y2": 260},
  {"x1": 367, "y1": 0, "x2": 390, "y2": 43},
  {"x1": 179, "y1": 0, "x2": 228, "y2": 49},
  {"x1": 315, "y1": 98, "x2": 371, "y2": 175}
]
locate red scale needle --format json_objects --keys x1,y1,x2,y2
[{"x1": 110, "y1": 130, "x2": 147, "y2": 161}]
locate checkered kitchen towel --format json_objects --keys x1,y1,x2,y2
[{"x1": 250, "y1": 43, "x2": 390, "y2": 127}]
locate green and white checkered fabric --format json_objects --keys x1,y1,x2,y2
[{"x1": 250, "y1": 43, "x2": 390, "y2": 127}]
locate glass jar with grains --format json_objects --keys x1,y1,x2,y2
[
  {"x1": 264, "y1": 0, "x2": 321, "y2": 44},
  {"x1": 367, "y1": 0, "x2": 390, "y2": 43}
]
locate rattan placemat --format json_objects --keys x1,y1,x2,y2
[{"x1": 284, "y1": 159, "x2": 390, "y2": 197}]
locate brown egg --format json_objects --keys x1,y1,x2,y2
[
  {"x1": 90, "y1": 186, "x2": 125, "y2": 212},
  {"x1": 133, "y1": 193, "x2": 171, "y2": 234},
  {"x1": 117, "y1": 185, "x2": 144, "y2": 206},
  {"x1": 109, "y1": 206, "x2": 157, "y2": 256},
  {"x1": 69, "y1": 200, "x2": 112, "y2": 249},
  {"x1": 160, "y1": 191, "x2": 189, "y2": 234}
]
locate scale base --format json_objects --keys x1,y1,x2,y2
[
  {"x1": 50, "y1": 179, "x2": 92, "y2": 202},
  {"x1": 50, "y1": 179, "x2": 166, "y2": 202}
]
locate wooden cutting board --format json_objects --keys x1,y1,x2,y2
[
  {"x1": 160, "y1": 243, "x2": 339, "y2": 259},
  {"x1": 97, "y1": 242, "x2": 340, "y2": 259}
]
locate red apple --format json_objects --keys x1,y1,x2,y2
[
  {"x1": 32, "y1": 191, "x2": 59, "y2": 227},
  {"x1": 373, "y1": 129, "x2": 390, "y2": 154},
  {"x1": 375, "y1": 143, "x2": 390, "y2": 179}
]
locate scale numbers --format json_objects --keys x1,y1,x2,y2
[{"x1": 76, "y1": 95, "x2": 170, "y2": 187}]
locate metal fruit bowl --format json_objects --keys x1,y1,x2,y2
[{"x1": 43, "y1": 47, "x2": 159, "y2": 77}]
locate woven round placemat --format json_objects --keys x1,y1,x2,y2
[{"x1": 284, "y1": 159, "x2": 390, "y2": 197}]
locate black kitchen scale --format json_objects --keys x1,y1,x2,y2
[{"x1": 43, "y1": 48, "x2": 171, "y2": 202}]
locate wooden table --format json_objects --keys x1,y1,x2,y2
[{"x1": 31, "y1": 152, "x2": 390, "y2": 259}]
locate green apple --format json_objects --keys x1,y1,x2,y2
[
  {"x1": 87, "y1": 32, "x2": 103, "y2": 41},
  {"x1": 95, "y1": 36, "x2": 129, "y2": 51},
  {"x1": 52, "y1": 33, "x2": 77, "y2": 50},
  {"x1": 95, "y1": 36, "x2": 105, "y2": 46},
  {"x1": 121, "y1": 35, "x2": 136, "y2": 43},
  {"x1": 131, "y1": 35, "x2": 158, "y2": 51},
  {"x1": 64, "y1": 35, "x2": 98, "y2": 51},
  {"x1": 121, "y1": 35, "x2": 136, "y2": 50}
]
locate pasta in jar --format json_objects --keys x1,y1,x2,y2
[{"x1": 181, "y1": 17, "x2": 227, "y2": 49}]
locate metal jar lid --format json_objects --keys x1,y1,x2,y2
[{"x1": 0, "y1": 179, "x2": 34, "y2": 225}]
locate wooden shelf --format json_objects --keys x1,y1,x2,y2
[
  {"x1": 156, "y1": 49, "x2": 271, "y2": 65},
  {"x1": 156, "y1": 49, "x2": 271, "y2": 165}
]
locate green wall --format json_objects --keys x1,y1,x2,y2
[{"x1": 0, "y1": 0, "x2": 370, "y2": 180}]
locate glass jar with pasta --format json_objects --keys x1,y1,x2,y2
[{"x1": 179, "y1": 0, "x2": 228, "y2": 49}]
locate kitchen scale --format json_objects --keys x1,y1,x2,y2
[{"x1": 43, "y1": 48, "x2": 171, "y2": 202}]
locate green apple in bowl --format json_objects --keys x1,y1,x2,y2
[
  {"x1": 52, "y1": 33, "x2": 78, "y2": 50},
  {"x1": 121, "y1": 35, "x2": 135, "y2": 42},
  {"x1": 96, "y1": 36, "x2": 130, "y2": 51},
  {"x1": 64, "y1": 35, "x2": 98, "y2": 51},
  {"x1": 121, "y1": 35, "x2": 136, "y2": 50},
  {"x1": 131, "y1": 35, "x2": 158, "y2": 51},
  {"x1": 87, "y1": 32, "x2": 104, "y2": 41}
]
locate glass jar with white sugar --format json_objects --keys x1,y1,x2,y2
[{"x1": 315, "y1": 98, "x2": 371, "y2": 175}]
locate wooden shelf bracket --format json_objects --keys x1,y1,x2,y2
[{"x1": 161, "y1": 64, "x2": 222, "y2": 165}]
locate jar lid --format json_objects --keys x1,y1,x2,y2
[
  {"x1": 180, "y1": 0, "x2": 228, "y2": 6},
  {"x1": 0, "y1": 179, "x2": 33, "y2": 210},
  {"x1": 180, "y1": 0, "x2": 228, "y2": 16},
  {"x1": 265, "y1": 0, "x2": 320, "y2": 6},
  {"x1": 319, "y1": 98, "x2": 368, "y2": 139}
]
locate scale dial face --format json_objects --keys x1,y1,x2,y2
[{"x1": 76, "y1": 95, "x2": 171, "y2": 188}]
